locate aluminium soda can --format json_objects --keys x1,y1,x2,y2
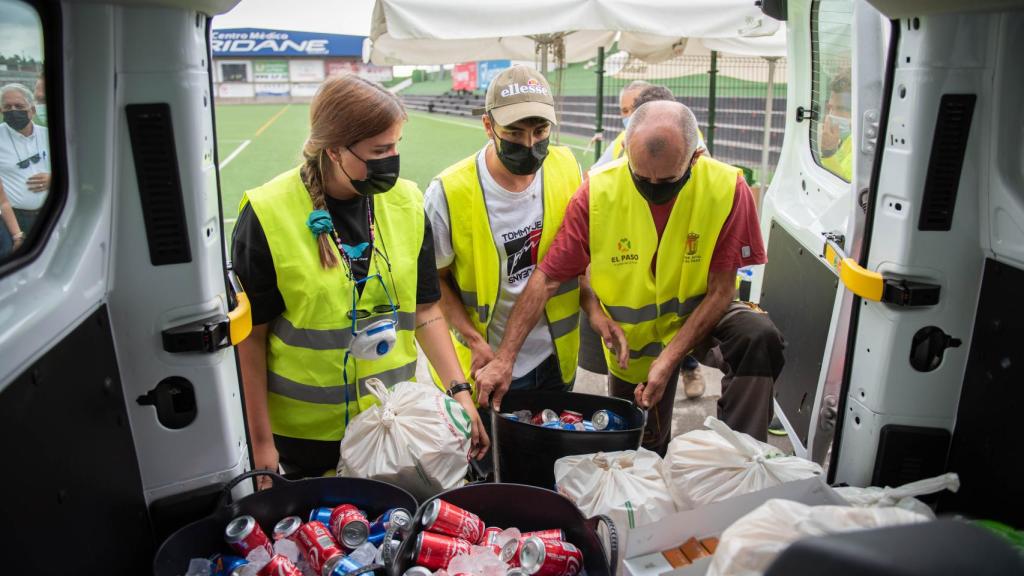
[
  {"x1": 523, "y1": 529, "x2": 566, "y2": 542},
  {"x1": 541, "y1": 421, "x2": 582, "y2": 431},
  {"x1": 273, "y1": 516, "x2": 303, "y2": 541},
  {"x1": 225, "y1": 515, "x2": 275, "y2": 557},
  {"x1": 507, "y1": 569, "x2": 530, "y2": 576},
  {"x1": 558, "y1": 410, "x2": 584, "y2": 425},
  {"x1": 420, "y1": 499, "x2": 486, "y2": 543},
  {"x1": 413, "y1": 531, "x2": 474, "y2": 571},
  {"x1": 403, "y1": 567, "x2": 434, "y2": 576},
  {"x1": 530, "y1": 409, "x2": 559, "y2": 426},
  {"x1": 329, "y1": 504, "x2": 371, "y2": 549},
  {"x1": 500, "y1": 538, "x2": 524, "y2": 567},
  {"x1": 310, "y1": 507, "x2": 335, "y2": 525},
  {"x1": 257, "y1": 554, "x2": 303, "y2": 576},
  {"x1": 210, "y1": 553, "x2": 248, "y2": 576},
  {"x1": 581, "y1": 420, "x2": 596, "y2": 432},
  {"x1": 518, "y1": 536, "x2": 583, "y2": 576},
  {"x1": 295, "y1": 521, "x2": 343, "y2": 576},
  {"x1": 323, "y1": 552, "x2": 364, "y2": 576},
  {"x1": 369, "y1": 508, "x2": 412, "y2": 537},
  {"x1": 592, "y1": 409, "x2": 626, "y2": 431},
  {"x1": 502, "y1": 413, "x2": 520, "y2": 421}
]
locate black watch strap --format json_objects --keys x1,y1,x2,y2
[{"x1": 446, "y1": 382, "x2": 473, "y2": 397}]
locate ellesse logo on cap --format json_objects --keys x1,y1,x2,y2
[{"x1": 500, "y1": 78, "x2": 549, "y2": 98}]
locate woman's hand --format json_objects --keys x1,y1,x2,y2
[
  {"x1": 251, "y1": 438, "x2": 280, "y2": 490},
  {"x1": 454, "y1": 390, "x2": 490, "y2": 460}
]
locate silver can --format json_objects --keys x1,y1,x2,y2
[
  {"x1": 404, "y1": 567, "x2": 434, "y2": 576},
  {"x1": 273, "y1": 515, "x2": 303, "y2": 540}
]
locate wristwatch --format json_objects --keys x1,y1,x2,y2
[{"x1": 446, "y1": 381, "x2": 473, "y2": 398}]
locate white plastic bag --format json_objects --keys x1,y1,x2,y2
[
  {"x1": 662, "y1": 417, "x2": 822, "y2": 510},
  {"x1": 834, "y1": 472, "x2": 960, "y2": 519},
  {"x1": 707, "y1": 498, "x2": 929, "y2": 576},
  {"x1": 337, "y1": 380, "x2": 471, "y2": 500},
  {"x1": 555, "y1": 448, "x2": 676, "y2": 530}
]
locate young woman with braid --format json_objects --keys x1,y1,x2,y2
[{"x1": 232, "y1": 74, "x2": 488, "y2": 484}]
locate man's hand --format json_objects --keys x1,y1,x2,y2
[
  {"x1": 468, "y1": 337, "x2": 495, "y2": 381},
  {"x1": 475, "y1": 356, "x2": 514, "y2": 411},
  {"x1": 453, "y1": 390, "x2": 491, "y2": 459},
  {"x1": 26, "y1": 172, "x2": 50, "y2": 194},
  {"x1": 636, "y1": 357, "x2": 675, "y2": 409},
  {"x1": 251, "y1": 439, "x2": 279, "y2": 490},
  {"x1": 589, "y1": 310, "x2": 629, "y2": 370}
]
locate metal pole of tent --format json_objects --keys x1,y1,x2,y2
[
  {"x1": 760, "y1": 57, "x2": 779, "y2": 209},
  {"x1": 707, "y1": 50, "x2": 718, "y2": 155},
  {"x1": 595, "y1": 46, "x2": 605, "y2": 162}
]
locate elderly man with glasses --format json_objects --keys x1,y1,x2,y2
[{"x1": 0, "y1": 82, "x2": 50, "y2": 255}]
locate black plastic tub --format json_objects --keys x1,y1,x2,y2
[
  {"x1": 154, "y1": 471, "x2": 417, "y2": 576},
  {"x1": 494, "y1": 391, "x2": 645, "y2": 489},
  {"x1": 390, "y1": 483, "x2": 617, "y2": 576}
]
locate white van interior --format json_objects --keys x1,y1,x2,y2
[{"x1": 0, "y1": 0, "x2": 1020, "y2": 572}]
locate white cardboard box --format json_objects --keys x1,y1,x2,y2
[{"x1": 622, "y1": 477, "x2": 846, "y2": 576}]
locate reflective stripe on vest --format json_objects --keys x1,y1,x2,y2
[
  {"x1": 434, "y1": 146, "x2": 583, "y2": 390},
  {"x1": 589, "y1": 155, "x2": 738, "y2": 383},
  {"x1": 242, "y1": 167, "x2": 423, "y2": 441}
]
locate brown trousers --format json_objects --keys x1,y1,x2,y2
[{"x1": 608, "y1": 302, "x2": 786, "y2": 456}]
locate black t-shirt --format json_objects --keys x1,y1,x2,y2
[{"x1": 232, "y1": 192, "x2": 441, "y2": 325}]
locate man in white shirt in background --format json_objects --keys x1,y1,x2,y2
[{"x1": 0, "y1": 83, "x2": 50, "y2": 256}]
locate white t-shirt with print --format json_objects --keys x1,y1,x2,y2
[
  {"x1": 424, "y1": 146, "x2": 554, "y2": 379},
  {"x1": 0, "y1": 123, "x2": 50, "y2": 211}
]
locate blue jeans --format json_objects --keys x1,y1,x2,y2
[{"x1": 509, "y1": 354, "x2": 571, "y2": 392}]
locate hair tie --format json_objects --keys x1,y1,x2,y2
[{"x1": 306, "y1": 209, "x2": 334, "y2": 238}]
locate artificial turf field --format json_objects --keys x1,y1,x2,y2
[{"x1": 215, "y1": 103, "x2": 596, "y2": 239}]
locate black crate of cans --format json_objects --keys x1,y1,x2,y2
[
  {"x1": 154, "y1": 471, "x2": 418, "y2": 576},
  {"x1": 391, "y1": 483, "x2": 617, "y2": 576},
  {"x1": 494, "y1": 391, "x2": 645, "y2": 489}
]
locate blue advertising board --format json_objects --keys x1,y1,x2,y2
[
  {"x1": 477, "y1": 60, "x2": 511, "y2": 90},
  {"x1": 212, "y1": 28, "x2": 364, "y2": 57}
]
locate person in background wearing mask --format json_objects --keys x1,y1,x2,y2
[
  {"x1": 423, "y1": 66, "x2": 583, "y2": 405},
  {"x1": 232, "y1": 74, "x2": 488, "y2": 485},
  {"x1": 819, "y1": 70, "x2": 852, "y2": 181},
  {"x1": 0, "y1": 83, "x2": 49, "y2": 255},
  {"x1": 33, "y1": 77, "x2": 47, "y2": 127},
  {"x1": 476, "y1": 101, "x2": 784, "y2": 455},
  {"x1": 591, "y1": 80, "x2": 650, "y2": 169}
]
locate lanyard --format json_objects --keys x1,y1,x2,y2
[{"x1": 328, "y1": 195, "x2": 375, "y2": 281}]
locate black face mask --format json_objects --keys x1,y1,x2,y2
[
  {"x1": 629, "y1": 162, "x2": 693, "y2": 205},
  {"x1": 343, "y1": 148, "x2": 400, "y2": 195},
  {"x1": 3, "y1": 110, "x2": 31, "y2": 131},
  {"x1": 493, "y1": 134, "x2": 549, "y2": 176}
]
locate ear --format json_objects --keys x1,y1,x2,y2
[
  {"x1": 482, "y1": 114, "x2": 495, "y2": 139},
  {"x1": 324, "y1": 147, "x2": 342, "y2": 164},
  {"x1": 692, "y1": 148, "x2": 705, "y2": 164}
]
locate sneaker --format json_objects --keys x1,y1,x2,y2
[
  {"x1": 682, "y1": 365, "x2": 706, "y2": 399},
  {"x1": 768, "y1": 416, "x2": 787, "y2": 436}
]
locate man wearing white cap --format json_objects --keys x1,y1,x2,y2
[{"x1": 424, "y1": 65, "x2": 583, "y2": 401}]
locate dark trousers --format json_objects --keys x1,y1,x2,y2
[
  {"x1": 273, "y1": 434, "x2": 339, "y2": 478},
  {"x1": 0, "y1": 208, "x2": 39, "y2": 257},
  {"x1": 509, "y1": 353, "x2": 571, "y2": 392},
  {"x1": 609, "y1": 302, "x2": 786, "y2": 455}
]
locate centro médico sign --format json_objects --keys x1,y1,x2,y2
[{"x1": 212, "y1": 29, "x2": 364, "y2": 58}]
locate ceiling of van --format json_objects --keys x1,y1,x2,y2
[{"x1": 867, "y1": 0, "x2": 1024, "y2": 17}]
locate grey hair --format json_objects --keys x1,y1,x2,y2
[
  {"x1": 0, "y1": 83, "x2": 35, "y2": 107},
  {"x1": 626, "y1": 101, "x2": 700, "y2": 160},
  {"x1": 618, "y1": 80, "x2": 651, "y2": 99}
]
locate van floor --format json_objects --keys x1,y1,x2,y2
[{"x1": 413, "y1": 347, "x2": 795, "y2": 455}]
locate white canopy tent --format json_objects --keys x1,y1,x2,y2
[{"x1": 367, "y1": 0, "x2": 782, "y2": 66}]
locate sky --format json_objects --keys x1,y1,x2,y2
[
  {"x1": 213, "y1": 0, "x2": 376, "y2": 36},
  {"x1": 0, "y1": 0, "x2": 44, "y2": 61}
]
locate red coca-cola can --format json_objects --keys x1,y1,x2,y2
[
  {"x1": 273, "y1": 516, "x2": 303, "y2": 541},
  {"x1": 225, "y1": 515, "x2": 274, "y2": 557},
  {"x1": 523, "y1": 529, "x2": 566, "y2": 542},
  {"x1": 420, "y1": 499, "x2": 486, "y2": 543},
  {"x1": 258, "y1": 554, "x2": 304, "y2": 576},
  {"x1": 500, "y1": 538, "x2": 524, "y2": 567},
  {"x1": 558, "y1": 411, "x2": 584, "y2": 425},
  {"x1": 329, "y1": 504, "x2": 370, "y2": 549},
  {"x1": 530, "y1": 409, "x2": 560, "y2": 426},
  {"x1": 295, "y1": 521, "x2": 343, "y2": 575},
  {"x1": 413, "y1": 531, "x2": 474, "y2": 571},
  {"x1": 482, "y1": 526, "x2": 503, "y2": 546},
  {"x1": 518, "y1": 536, "x2": 583, "y2": 576}
]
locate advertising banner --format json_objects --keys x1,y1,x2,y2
[
  {"x1": 253, "y1": 60, "x2": 289, "y2": 82},
  {"x1": 289, "y1": 59, "x2": 325, "y2": 82},
  {"x1": 452, "y1": 62, "x2": 477, "y2": 91}
]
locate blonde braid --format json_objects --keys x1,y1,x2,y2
[{"x1": 300, "y1": 147, "x2": 339, "y2": 269}]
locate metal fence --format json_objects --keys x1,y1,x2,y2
[{"x1": 400, "y1": 54, "x2": 787, "y2": 184}]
